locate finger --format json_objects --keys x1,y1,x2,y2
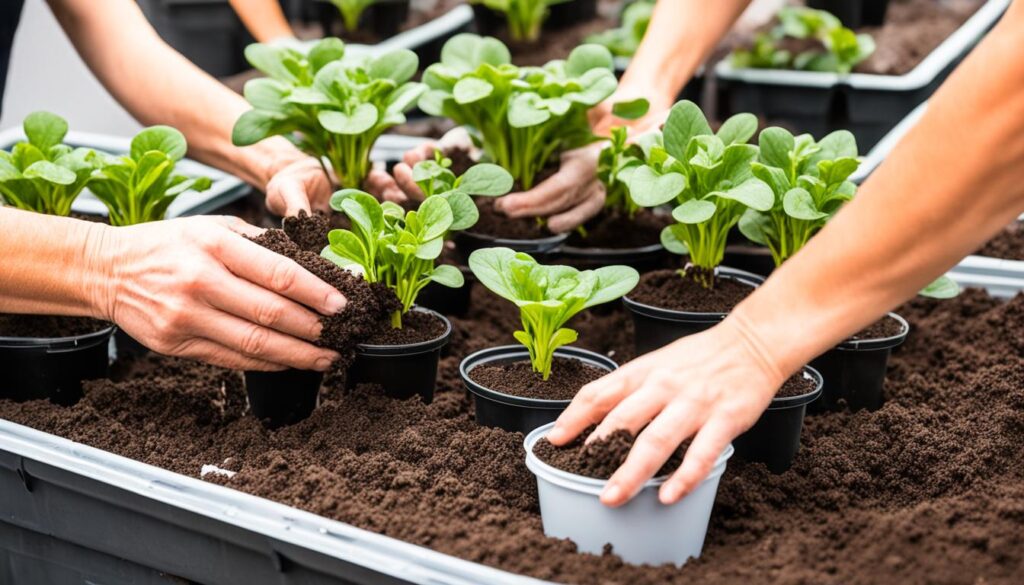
[
  {"x1": 188, "y1": 307, "x2": 339, "y2": 371},
  {"x1": 546, "y1": 183, "x2": 606, "y2": 233},
  {"x1": 211, "y1": 215, "x2": 265, "y2": 238},
  {"x1": 659, "y1": 417, "x2": 737, "y2": 505},
  {"x1": 601, "y1": 401, "x2": 703, "y2": 507},
  {"x1": 393, "y1": 163, "x2": 425, "y2": 201},
  {"x1": 587, "y1": 370, "x2": 675, "y2": 443},
  {"x1": 496, "y1": 175, "x2": 579, "y2": 218},
  {"x1": 403, "y1": 142, "x2": 438, "y2": 166},
  {"x1": 268, "y1": 177, "x2": 312, "y2": 218},
  {"x1": 202, "y1": 272, "x2": 324, "y2": 342},
  {"x1": 169, "y1": 337, "x2": 285, "y2": 372},
  {"x1": 548, "y1": 357, "x2": 655, "y2": 445},
  {"x1": 364, "y1": 169, "x2": 407, "y2": 203},
  {"x1": 213, "y1": 230, "x2": 348, "y2": 316}
]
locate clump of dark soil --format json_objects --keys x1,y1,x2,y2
[
  {"x1": 849, "y1": 313, "x2": 907, "y2": 341},
  {"x1": 469, "y1": 197, "x2": 553, "y2": 240},
  {"x1": 282, "y1": 210, "x2": 332, "y2": 253},
  {"x1": 0, "y1": 314, "x2": 111, "y2": 338},
  {"x1": 469, "y1": 357, "x2": 608, "y2": 400},
  {"x1": 534, "y1": 427, "x2": 688, "y2": 480},
  {"x1": 776, "y1": 372, "x2": 818, "y2": 398},
  {"x1": 976, "y1": 221, "x2": 1024, "y2": 261},
  {"x1": 362, "y1": 310, "x2": 448, "y2": 345},
  {"x1": 566, "y1": 207, "x2": 671, "y2": 249},
  {"x1": 628, "y1": 269, "x2": 756, "y2": 313}
]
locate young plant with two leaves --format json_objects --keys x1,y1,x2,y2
[
  {"x1": 419, "y1": 34, "x2": 620, "y2": 190},
  {"x1": 472, "y1": 0, "x2": 567, "y2": 42},
  {"x1": 89, "y1": 126, "x2": 212, "y2": 226},
  {"x1": 469, "y1": 247, "x2": 638, "y2": 379},
  {"x1": 730, "y1": 7, "x2": 876, "y2": 74},
  {"x1": 586, "y1": 0, "x2": 654, "y2": 58},
  {"x1": 326, "y1": 0, "x2": 377, "y2": 33},
  {"x1": 233, "y1": 38, "x2": 425, "y2": 189},
  {"x1": 624, "y1": 100, "x2": 774, "y2": 288},
  {"x1": 0, "y1": 111, "x2": 100, "y2": 216}
]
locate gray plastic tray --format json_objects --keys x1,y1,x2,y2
[{"x1": 948, "y1": 254, "x2": 1024, "y2": 298}]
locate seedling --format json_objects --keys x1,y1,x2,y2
[
  {"x1": 473, "y1": 0, "x2": 567, "y2": 42},
  {"x1": 469, "y1": 247, "x2": 638, "y2": 379},
  {"x1": 0, "y1": 111, "x2": 100, "y2": 216},
  {"x1": 597, "y1": 126, "x2": 644, "y2": 219},
  {"x1": 233, "y1": 38, "x2": 425, "y2": 189},
  {"x1": 624, "y1": 100, "x2": 773, "y2": 288},
  {"x1": 327, "y1": 0, "x2": 377, "y2": 32},
  {"x1": 411, "y1": 150, "x2": 514, "y2": 210},
  {"x1": 586, "y1": 0, "x2": 653, "y2": 57},
  {"x1": 419, "y1": 34, "x2": 617, "y2": 190},
  {"x1": 321, "y1": 190, "x2": 470, "y2": 328},
  {"x1": 89, "y1": 126, "x2": 211, "y2": 226},
  {"x1": 730, "y1": 7, "x2": 875, "y2": 74}
]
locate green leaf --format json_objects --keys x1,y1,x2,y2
[
  {"x1": 308, "y1": 37, "x2": 346, "y2": 72},
  {"x1": 628, "y1": 166, "x2": 686, "y2": 207},
  {"x1": 715, "y1": 178, "x2": 775, "y2": 212},
  {"x1": 468, "y1": 247, "x2": 522, "y2": 304},
  {"x1": 671, "y1": 199, "x2": 717, "y2": 224},
  {"x1": 131, "y1": 126, "x2": 187, "y2": 162},
  {"x1": 660, "y1": 225, "x2": 690, "y2": 255},
  {"x1": 231, "y1": 110, "x2": 287, "y2": 146},
  {"x1": 456, "y1": 163, "x2": 513, "y2": 197},
  {"x1": 244, "y1": 43, "x2": 298, "y2": 82},
  {"x1": 584, "y1": 265, "x2": 640, "y2": 308},
  {"x1": 415, "y1": 236, "x2": 445, "y2": 260},
  {"x1": 716, "y1": 113, "x2": 758, "y2": 146},
  {"x1": 663, "y1": 100, "x2": 712, "y2": 160},
  {"x1": 369, "y1": 49, "x2": 419, "y2": 84},
  {"x1": 782, "y1": 187, "x2": 828, "y2": 220},
  {"x1": 286, "y1": 86, "x2": 333, "y2": 106},
  {"x1": 758, "y1": 127, "x2": 796, "y2": 169},
  {"x1": 738, "y1": 208, "x2": 771, "y2": 246},
  {"x1": 335, "y1": 190, "x2": 384, "y2": 237},
  {"x1": 439, "y1": 33, "x2": 511, "y2": 71},
  {"x1": 429, "y1": 264, "x2": 464, "y2": 288},
  {"x1": 919, "y1": 275, "x2": 960, "y2": 299},
  {"x1": 611, "y1": 98, "x2": 650, "y2": 120},
  {"x1": 324, "y1": 230, "x2": 366, "y2": 266},
  {"x1": 243, "y1": 78, "x2": 289, "y2": 111},
  {"x1": 439, "y1": 191, "x2": 479, "y2": 231},
  {"x1": 417, "y1": 196, "x2": 454, "y2": 241},
  {"x1": 453, "y1": 77, "x2": 494, "y2": 104},
  {"x1": 508, "y1": 93, "x2": 551, "y2": 128},
  {"x1": 23, "y1": 111, "x2": 68, "y2": 151},
  {"x1": 23, "y1": 160, "x2": 76, "y2": 185},
  {"x1": 565, "y1": 44, "x2": 614, "y2": 77},
  {"x1": 318, "y1": 104, "x2": 379, "y2": 135}
]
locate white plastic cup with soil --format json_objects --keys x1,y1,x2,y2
[
  {"x1": 809, "y1": 312, "x2": 909, "y2": 412},
  {"x1": 524, "y1": 422, "x2": 734, "y2": 566},
  {"x1": 733, "y1": 366, "x2": 823, "y2": 473},
  {"x1": 460, "y1": 345, "x2": 617, "y2": 434}
]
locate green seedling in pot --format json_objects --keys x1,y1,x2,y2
[
  {"x1": 419, "y1": 34, "x2": 619, "y2": 190},
  {"x1": 327, "y1": 0, "x2": 378, "y2": 32},
  {"x1": 586, "y1": 0, "x2": 654, "y2": 58},
  {"x1": 89, "y1": 126, "x2": 212, "y2": 226},
  {"x1": 321, "y1": 190, "x2": 470, "y2": 328},
  {"x1": 0, "y1": 111, "x2": 100, "y2": 216},
  {"x1": 624, "y1": 100, "x2": 773, "y2": 288},
  {"x1": 233, "y1": 38, "x2": 425, "y2": 190},
  {"x1": 597, "y1": 126, "x2": 645, "y2": 219},
  {"x1": 472, "y1": 0, "x2": 567, "y2": 42},
  {"x1": 411, "y1": 150, "x2": 515, "y2": 223},
  {"x1": 730, "y1": 6, "x2": 875, "y2": 74},
  {"x1": 469, "y1": 247, "x2": 639, "y2": 379}
]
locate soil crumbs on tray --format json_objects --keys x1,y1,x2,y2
[
  {"x1": 2, "y1": 281, "x2": 1024, "y2": 583},
  {"x1": 534, "y1": 427, "x2": 687, "y2": 480},
  {"x1": 0, "y1": 314, "x2": 111, "y2": 338},
  {"x1": 776, "y1": 372, "x2": 818, "y2": 398},
  {"x1": 566, "y1": 207, "x2": 670, "y2": 250},
  {"x1": 628, "y1": 268, "x2": 755, "y2": 313},
  {"x1": 469, "y1": 357, "x2": 606, "y2": 400},
  {"x1": 849, "y1": 313, "x2": 906, "y2": 341},
  {"x1": 976, "y1": 221, "x2": 1024, "y2": 261}
]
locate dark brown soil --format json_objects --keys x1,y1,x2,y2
[
  {"x1": 976, "y1": 222, "x2": 1024, "y2": 261},
  {"x1": 469, "y1": 357, "x2": 608, "y2": 400},
  {"x1": 1, "y1": 278, "x2": 1023, "y2": 583},
  {"x1": 534, "y1": 427, "x2": 689, "y2": 480},
  {"x1": 628, "y1": 269, "x2": 756, "y2": 313},
  {"x1": 282, "y1": 210, "x2": 332, "y2": 253},
  {"x1": 362, "y1": 310, "x2": 447, "y2": 345},
  {"x1": 469, "y1": 197, "x2": 552, "y2": 240},
  {"x1": 776, "y1": 372, "x2": 818, "y2": 398},
  {"x1": 300, "y1": 0, "x2": 463, "y2": 45},
  {"x1": 0, "y1": 314, "x2": 111, "y2": 338},
  {"x1": 849, "y1": 314, "x2": 907, "y2": 341},
  {"x1": 566, "y1": 207, "x2": 671, "y2": 249}
]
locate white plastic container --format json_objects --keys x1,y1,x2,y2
[{"x1": 524, "y1": 423, "x2": 733, "y2": 566}]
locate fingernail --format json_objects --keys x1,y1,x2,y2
[
  {"x1": 314, "y1": 355, "x2": 336, "y2": 371},
  {"x1": 660, "y1": 483, "x2": 681, "y2": 504},
  {"x1": 310, "y1": 320, "x2": 324, "y2": 340},
  {"x1": 325, "y1": 292, "x2": 347, "y2": 314},
  {"x1": 602, "y1": 484, "x2": 622, "y2": 505}
]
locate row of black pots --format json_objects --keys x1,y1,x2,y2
[{"x1": 0, "y1": 325, "x2": 117, "y2": 406}]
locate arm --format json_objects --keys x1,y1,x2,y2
[
  {"x1": 45, "y1": 0, "x2": 330, "y2": 216},
  {"x1": 228, "y1": 0, "x2": 295, "y2": 43},
  {"x1": 0, "y1": 208, "x2": 345, "y2": 371},
  {"x1": 549, "y1": 0, "x2": 1024, "y2": 506}
]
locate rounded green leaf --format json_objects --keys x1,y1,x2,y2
[
  {"x1": 611, "y1": 98, "x2": 650, "y2": 121},
  {"x1": 757, "y1": 127, "x2": 796, "y2": 169},
  {"x1": 672, "y1": 199, "x2": 717, "y2": 224},
  {"x1": 716, "y1": 113, "x2": 758, "y2": 146},
  {"x1": 508, "y1": 93, "x2": 551, "y2": 128},
  {"x1": 232, "y1": 110, "x2": 286, "y2": 146},
  {"x1": 285, "y1": 87, "x2": 333, "y2": 106},
  {"x1": 23, "y1": 160, "x2": 75, "y2": 185},
  {"x1": 660, "y1": 226, "x2": 689, "y2": 256},
  {"x1": 415, "y1": 236, "x2": 445, "y2": 260},
  {"x1": 468, "y1": 247, "x2": 522, "y2": 303},
  {"x1": 430, "y1": 264, "x2": 464, "y2": 288},
  {"x1": 738, "y1": 209, "x2": 772, "y2": 247},
  {"x1": 782, "y1": 187, "x2": 828, "y2": 220},
  {"x1": 440, "y1": 34, "x2": 510, "y2": 72},
  {"x1": 663, "y1": 100, "x2": 712, "y2": 160},
  {"x1": 23, "y1": 111, "x2": 68, "y2": 151},
  {"x1": 456, "y1": 163, "x2": 513, "y2": 197},
  {"x1": 565, "y1": 44, "x2": 614, "y2": 77},
  {"x1": 918, "y1": 275, "x2": 960, "y2": 299},
  {"x1": 453, "y1": 77, "x2": 494, "y2": 105},
  {"x1": 628, "y1": 166, "x2": 686, "y2": 207},
  {"x1": 243, "y1": 78, "x2": 289, "y2": 111},
  {"x1": 439, "y1": 191, "x2": 479, "y2": 231},
  {"x1": 584, "y1": 265, "x2": 640, "y2": 308},
  {"x1": 715, "y1": 178, "x2": 775, "y2": 212},
  {"x1": 308, "y1": 37, "x2": 345, "y2": 73},
  {"x1": 318, "y1": 104, "x2": 379, "y2": 135},
  {"x1": 131, "y1": 126, "x2": 187, "y2": 162},
  {"x1": 369, "y1": 49, "x2": 419, "y2": 84},
  {"x1": 417, "y1": 196, "x2": 454, "y2": 241}
]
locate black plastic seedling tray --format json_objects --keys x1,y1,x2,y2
[
  {"x1": 714, "y1": 0, "x2": 1008, "y2": 151},
  {"x1": 0, "y1": 420, "x2": 551, "y2": 585}
]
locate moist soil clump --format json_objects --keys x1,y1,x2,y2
[
  {"x1": 1, "y1": 281, "x2": 1023, "y2": 582},
  {"x1": 976, "y1": 221, "x2": 1024, "y2": 261},
  {"x1": 848, "y1": 314, "x2": 906, "y2": 341},
  {"x1": 534, "y1": 427, "x2": 687, "y2": 480},
  {"x1": 469, "y1": 357, "x2": 607, "y2": 400},
  {"x1": 282, "y1": 210, "x2": 332, "y2": 253},
  {"x1": 566, "y1": 207, "x2": 670, "y2": 249},
  {"x1": 776, "y1": 372, "x2": 818, "y2": 398},
  {"x1": 361, "y1": 310, "x2": 447, "y2": 345},
  {"x1": 0, "y1": 314, "x2": 111, "y2": 338},
  {"x1": 628, "y1": 269, "x2": 755, "y2": 313}
]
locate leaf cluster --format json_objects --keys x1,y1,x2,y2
[
  {"x1": 586, "y1": 0, "x2": 654, "y2": 58},
  {"x1": 730, "y1": 7, "x2": 876, "y2": 74},
  {"x1": 596, "y1": 126, "x2": 644, "y2": 218},
  {"x1": 419, "y1": 34, "x2": 617, "y2": 190},
  {"x1": 327, "y1": 0, "x2": 376, "y2": 32},
  {"x1": 469, "y1": 247, "x2": 638, "y2": 379},
  {"x1": 473, "y1": 0, "x2": 568, "y2": 42},
  {"x1": 233, "y1": 38, "x2": 425, "y2": 189}
]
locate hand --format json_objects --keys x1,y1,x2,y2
[
  {"x1": 495, "y1": 144, "x2": 606, "y2": 233},
  {"x1": 589, "y1": 85, "x2": 676, "y2": 137},
  {"x1": 546, "y1": 317, "x2": 785, "y2": 507},
  {"x1": 387, "y1": 128, "x2": 474, "y2": 201},
  {"x1": 264, "y1": 156, "x2": 334, "y2": 217},
  {"x1": 100, "y1": 216, "x2": 346, "y2": 371}
]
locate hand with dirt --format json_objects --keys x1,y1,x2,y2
[{"x1": 266, "y1": 154, "x2": 407, "y2": 216}]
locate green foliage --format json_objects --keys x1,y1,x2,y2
[
  {"x1": 473, "y1": 0, "x2": 569, "y2": 42},
  {"x1": 411, "y1": 150, "x2": 514, "y2": 232},
  {"x1": 919, "y1": 275, "x2": 960, "y2": 299},
  {"x1": 321, "y1": 190, "x2": 469, "y2": 328},
  {"x1": 419, "y1": 34, "x2": 617, "y2": 190},
  {"x1": 586, "y1": 0, "x2": 654, "y2": 58},
  {"x1": 233, "y1": 38, "x2": 425, "y2": 189},
  {"x1": 0, "y1": 111, "x2": 100, "y2": 216},
  {"x1": 327, "y1": 0, "x2": 376, "y2": 32},
  {"x1": 597, "y1": 126, "x2": 644, "y2": 218},
  {"x1": 623, "y1": 101, "x2": 772, "y2": 288},
  {"x1": 730, "y1": 7, "x2": 876, "y2": 74},
  {"x1": 469, "y1": 247, "x2": 638, "y2": 379},
  {"x1": 89, "y1": 127, "x2": 212, "y2": 226},
  {"x1": 738, "y1": 127, "x2": 859, "y2": 266}
]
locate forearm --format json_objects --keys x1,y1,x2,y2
[
  {"x1": 47, "y1": 0, "x2": 305, "y2": 188},
  {"x1": 0, "y1": 208, "x2": 113, "y2": 319},
  {"x1": 728, "y1": 6, "x2": 1024, "y2": 379},
  {"x1": 228, "y1": 0, "x2": 295, "y2": 43}
]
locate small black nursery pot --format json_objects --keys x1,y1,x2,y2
[
  {"x1": 454, "y1": 231, "x2": 569, "y2": 263},
  {"x1": 556, "y1": 242, "x2": 667, "y2": 273},
  {"x1": 415, "y1": 267, "x2": 474, "y2": 317},
  {"x1": 0, "y1": 325, "x2": 116, "y2": 406},
  {"x1": 347, "y1": 308, "x2": 452, "y2": 403},
  {"x1": 809, "y1": 313, "x2": 909, "y2": 412},
  {"x1": 733, "y1": 367, "x2": 823, "y2": 473},
  {"x1": 460, "y1": 345, "x2": 617, "y2": 434},
  {"x1": 623, "y1": 267, "x2": 764, "y2": 355},
  {"x1": 244, "y1": 369, "x2": 323, "y2": 430}
]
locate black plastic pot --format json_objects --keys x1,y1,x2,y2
[
  {"x1": 347, "y1": 307, "x2": 452, "y2": 402},
  {"x1": 471, "y1": 0, "x2": 597, "y2": 35},
  {"x1": 318, "y1": 0, "x2": 410, "y2": 39},
  {"x1": 733, "y1": 367, "x2": 823, "y2": 473},
  {"x1": 415, "y1": 266, "x2": 474, "y2": 317},
  {"x1": 460, "y1": 345, "x2": 617, "y2": 434},
  {"x1": 807, "y1": 0, "x2": 890, "y2": 28},
  {"x1": 723, "y1": 244, "x2": 776, "y2": 278},
  {"x1": 244, "y1": 369, "x2": 323, "y2": 429},
  {"x1": 114, "y1": 328, "x2": 150, "y2": 359},
  {"x1": 555, "y1": 242, "x2": 667, "y2": 272},
  {"x1": 623, "y1": 267, "x2": 764, "y2": 355},
  {"x1": 809, "y1": 312, "x2": 909, "y2": 413},
  {"x1": 453, "y1": 230, "x2": 569, "y2": 263},
  {"x1": 0, "y1": 325, "x2": 116, "y2": 406}
]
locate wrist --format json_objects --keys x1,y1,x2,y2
[
  {"x1": 238, "y1": 137, "x2": 309, "y2": 189},
  {"x1": 81, "y1": 222, "x2": 123, "y2": 323},
  {"x1": 717, "y1": 308, "x2": 788, "y2": 390}
]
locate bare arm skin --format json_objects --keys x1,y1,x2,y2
[
  {"x1": 549, "y1": 1, "x2": 1024, "y2": 506},
  {"x1": 228, "y1": 0, "x2": 296, "y2": 43}
]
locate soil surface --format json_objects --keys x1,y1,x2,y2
[
  {"x1": 628, "y1": 269, "x2": 756, "y2": 313},
  {"x1": 469, "y1": 357, "x2": 608, "y2": 400},
  {"x1": 301, "y1": 0, "x2": 463, "y2": 45},
  {"x1": 849, "y1": 314, "x2": 906, "y2": 341},
  {"x1": 362, "y1": 310, "x2": 448, "y2": 345},
  {"x1": 489, "y1": 0, "x2": 621, "y2": 66},
  {"x1": 565, "y1": 207, "x2": 670, "y2": 250},
  {"x1": 470, "y1": 197, "x2": 553, "y2": 240},
  {"x1": 1, "y1": 280, "x2": 1023, "y2": 583},
  {"x1": 0, "y1": 314, "x2": 111, "y2": 339},
  {"x1": 976, "y1": 221, "x2": 1024, "y2": 261},
  {"x1": 534, "y1": 427, "x2": 688, "y2": 480},
  {"x1": 776, "y1": 371, "x2": 818, "y2": 398}
]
